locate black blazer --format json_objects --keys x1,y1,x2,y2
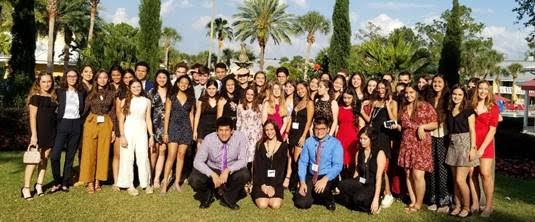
[{"x1": 56, "y1": 88, "x2": 86, "y2": 120}]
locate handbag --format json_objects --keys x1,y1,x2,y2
[{"x1": 23, "y1": 144, "x2": 41, "y2": 164}]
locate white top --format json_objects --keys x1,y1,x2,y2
[{"x1": 63, "y1": 89, "x2": 80, "y2": 119}]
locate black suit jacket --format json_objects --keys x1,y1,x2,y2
[{"x1": 56, "y1": 88, "x2": 86, "y2": 120}]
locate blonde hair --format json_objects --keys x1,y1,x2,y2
[
  {"x1": 26, "y1": 73, "x2": 57, "y2": 105},
  {"x1": 266, "y1": 81, "x2": 287, "y2": 117},
  {"x1": 471, "y1": 80, "x2": 495, "y2": 109}
]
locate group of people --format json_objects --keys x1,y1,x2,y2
[{"x1": 21, "y1": 62, "x2": 499, "y2": 218}]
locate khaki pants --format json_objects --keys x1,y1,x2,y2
[{"x1": 79, "y1": 113, "x2": 113, "y2": 183}]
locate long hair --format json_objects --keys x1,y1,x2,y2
[
  {"x1": 27, "y1": 72, "x2": 57, "y2": 105},
  {"x1": 59, "y1": 68, "x2": 83, "y2": 92},
  {"x1": 199, "y1": 79, "x2": 220, "y2": 113},
  {"x1": 349, "y1": 72, "x2": 366, "y2": 96},
  {"x1": 172, "y1": 75, "x2": 196, "y2": 111},
  {"x1": 87, "y1": 69, "x2": 110, "y2": 101},
  {"x1": 240, "y1": 87, "x2": 261, "y2": 112},
  {"x1": 358, "y1": 126, "x2": 379, "y2": 152},
  {"x1": 448, "y1": 84, "x2": 470, "y2": 112},
  {"x1": 364, "y1": 78, "x2": 378, "y2": 100},
  {"x1": 266, "y1": 81, "x2": 288, "y2": 117},
  {"x1": 425, "y1": 74, "x2": 449, "y2": 123},
  {"x1": 258, "y1": 119, "x2": 284, "y2": 145},
  {"x1": 252, "y1": 71, "x2": 268, "y2": 103},
  {"x1": 338, "y1": 88, "x2": 361, "y2": 129},
  {"x1": 295, "y1": 81, "x2": 310, "y2": 105},
  {"x1": 401, "y1": 84, "x2": 426, "y2": 121},
  {"x1": 153, "y1": 69, "x2": 172, "y2": 98},
  {"x1": 370, "y1": 79, "x2": 393, "y2": 103},
  {"x1": 471, "y1": 80, "x2": 495, "y2": 110},
  {"x1": 317, "y1": 79, "x2": 334, "y2": 102},
  {"x1": 333, "y1": 74, "x2": 347, "y2": 94},
  {"x1": 122, "y1": 79, "x2": 145, "y2": 116},
  {"x1": 221, "y1": 74, "x2": 239, "y2": 102}
]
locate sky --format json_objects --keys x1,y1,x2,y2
[{"x1": 98, "y1": 0, "x2": 532, "y2": 66}]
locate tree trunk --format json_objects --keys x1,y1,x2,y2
[
  {"x1": 63, "y1": 28, "x2": 73, "y2": 71},
  {"x1": 217, "y1": 39, "x2": 223, "y2": 63},
  {"x1": 164, "y1": 46, "x2": 169, "y2": 69},
  {"x1": 88, "y1": 0, "x2": 98, "y2": 48},
  {"x1": 304, "y1": 33, "x2": 315, "y2": 81},
  {"x1": 46, "y1": 1, "x2": 57, "y2": 74},
  {"x1": 259, "y1": 45, "x2": 265, "y2": 71}
]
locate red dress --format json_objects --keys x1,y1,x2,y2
[
  {"x1": 336, "y1": 106, "x2": 359, "y2": 166},
  {"x1": 398, "y1": 101, "x2": 437, "y2": 172},
  {"x1": 475, "y1": 104, "x2": 499, "y2": 159}
]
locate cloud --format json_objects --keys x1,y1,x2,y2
[
  {"x1": 350, "y1": 10, "x2": 358, "y2": 23},
  {"x1": 178, "y1": 0, "x2": 193, "y2": 8},
  {"x1": 192, "y1": 16, "x2": 212, "y2": 31},
  {"x1": 482, "y1": 26, "x2": 530, "y2": 59},
  {"x1": 110, "y1": 8, "x2": 139, "y2": 26},
  {"x1": 473, "y1": 8, "x2": 495, "y2": 15},
  {"x1": 362, "y1": 14, "x2": 404, "y2": 36},
  {"x1": 290, "y1": 0, "x2": 307, "y2": 8},
  {"x1": 161, "y1": 0, "x2": 176, "y2": 16},
  {"x1": 368, "y1": 2, "x2": 434, "y2": 10}
]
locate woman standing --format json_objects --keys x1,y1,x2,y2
[
  {"x1": 285, "y1": 81, "x2": 296, "y2": 118},
  {"x1": 81, "y1": 65, "x2": 94, "y2": 92},
  {"x1": 336, "y1": 89, "x2": 360, "y2": 179},
  {"x1": 338, "y1": 127, "x2": 386, "y2": 214},
  {"x1": 262, "y1": 82, "x2": 288, "y2": 137},
  {"x1": 21, "y1": 73, "x2": 58, "y2": 199},
  {"x1": 393, "y1": 84, "x2": 438, "y2": 213},
  {"x1": 147, "y1": 70, "x2": 172, "y2": 189},
  {"x1": 79, "y1": 70, "x2": 116, "y2": 193},
  {"x1": 361, "y1": 78, "x2": 379, "y2": 123},
  {"x1": 332, "y1": 75, "x2": 346, "y2": 101},
  {"x1": 349, "y1": 73, "x2": 366, "y2": 101},
  {"x1": 309, "y1": 77, "x2": 319, "y2": 100},
  {"x1": 314, "y1": 80, "x2": 339, "y2": 136},
  {"x1": 193, "y1": 79, "x2": 219, "y2": 144},
  {"x1": 446, "y1": 85, "x2": 478, "y2": 218},
  {"x1": 252, "y1": 120, "x2": 290, "y2": 209},
  {"x1": 117, "y1": 80, "x2": 154, "y2": 195},
  {"x1": 252, "y1": 71, "x2": 268, "y2": 103},
  {"x1": 425, "y1": 75, "x2": 452, "y2": 212},
  {"x1": 217, "y1": 76, "x2": 240, "y2": 125},
  {"x1": 109, "y1": 65, "x2": 124, "y2": 191},
  {"x1": 162, "y1": 76, "x2": 195, "y2": 193},
  {"x1": 471, "y1": 80, "x2": 499, "y2": 217},
  {"x1": 50, "y1": 70, "x2": 85, "y2": 193}
]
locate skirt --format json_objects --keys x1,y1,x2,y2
[{"x1": 445, "y1": 133, "x2": 479, "y2": 167}]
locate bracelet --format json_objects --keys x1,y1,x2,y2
[{"x1": 285, "y1": 177, "x2": 290, "y2": 179}]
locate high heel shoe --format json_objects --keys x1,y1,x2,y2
[
  {"x1": 20, "y1": 187, "x2": 32, "y2": 200},
  {"x1": 34, "y1": 183, "x2": 44, "y2": 197}
]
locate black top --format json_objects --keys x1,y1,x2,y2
[
  {"x1": 369, "y1": 107, "x2": 391, "y2": 159},
  {"x1": 288, "y1": 107, "x2": 308, "y2": 147},
  {"x1": 197, "y1": 104, "x2": 217, "y2": 139},
  {"x1": 356, "y1": 148, "x2": 379, "y2": 184},
  {"x1": 29, "y1": 95, "x2": 58, "y2": 148},
  {"x1": 222, "y1": 97, "x2": 238, "y2": 124},
  {"x1": 447, "y1": 108, "x2": 475, "y2": 134},
  {"x1": 252, "y1": 142, "x2": 289, "y2": 189}
]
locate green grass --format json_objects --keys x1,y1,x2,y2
[{"x1": 1, "y1": 151, "x2": 534, "y2": 222}]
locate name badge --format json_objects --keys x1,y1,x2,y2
[
  {"x1": 311, "y1": 164, "x2": 319, "y2": 172},
  {"x1": 96, "y1": 115, "x2": 105, "y2": 123},
  {"x1": 359, "y1": 177, "x2": 367, "y2": 184},
  {"x1": 292, "y1": 122, "x2": 299, "y2": 130},
  {"x1": 267, "y1": 170, "x2": 276, "y2": 178}
]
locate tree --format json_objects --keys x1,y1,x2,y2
[
  {"x1": 328, "y1": 0, "x2": 351, "y2": 75},
  {"x1": 513, "y1": 0, "x2": 535, "y2": 41},
  {"x1": 87, "y1": 0, "x2": 99, "y2": 47},
  {"x1": 138, "y1": 0, "x2": 161, "y2": 78},
  {"x1": 295, "y1": 11, "x2": 330, "y2": 80},
  {"x1": 0, "y1": 1, "x2": 13, "y2": 55},
  {"x1": 438, "y1": 0, "x2": 463, "y2": 86},
  {"x1": 206, "y1": 17, "x2": 233, "y2": 63},
  {"x1": 6, "y1": 0, "x2": 37, "y2": 105},
  {"x1": 233, "y1": 0, "x2": 295, "y2": 71},
  {"x1": 507, "y1": 63, "x2": 523, "y2": 104},
  {"x1": 46, "y1": 0, "x2": 57, "y2": 74},
  {"x1": 160, "y1": 27, "x2": 181, "y2": 69}
]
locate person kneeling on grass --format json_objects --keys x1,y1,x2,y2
[
  {"x1": 293, "y1": 117, "x2": 343, "y2": 211},
  {"x1": 337, "y1": 126, "x2": 386, "y2": 214},
  {"x1": 189, "y1": 117, "x2": 250, "y2": 210}
]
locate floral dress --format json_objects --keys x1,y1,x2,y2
[
  {"x1": 236, "y1": 104, "x2": 263, "y2": 163},
  {"x1": 398, "y1": 101, "x2": 437, "y2": 172},
  {"x1": 148, "y1": 88, "x2": 165, "y2": 144}
]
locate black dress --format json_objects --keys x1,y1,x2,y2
[
  {"x1": 222, "y1": 97, "x2": 238, "y2": 124},
  {"x1": 288, "y1": 107, "x2": 308, "y2": 148},
  {"x1": 252, "y1": 142, "x2": 289, "y2": 200},
  {"x1": 30, "y1": 95, "x2": 58, "y2": 148},
  {"x1": 197, "y1": 104, "x2": 217, "y2": 139},
  {"x1": 369, "y1": 107, "x2": 391, "y2": 159},
  {"x1": 338, "y1": 148, "x2": 379, "y2": 212},
  {"x1": 168, "y1": 96, "x2": 194, "y2": 144},
  {"x1": 313, "y1": 99, "x2": 333, "y2": 123}
]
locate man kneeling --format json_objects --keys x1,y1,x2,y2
[
  {"x1": 189, "y1": 117, "x2": 249, "y2": 210},
  {"x1": 294, "y1": 117, "x2": 343, "y2": 211}
]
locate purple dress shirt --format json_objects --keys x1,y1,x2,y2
[{"x1": 194, "y1": 131, "x2": 248, "y2": 177}]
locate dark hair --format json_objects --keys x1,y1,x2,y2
[
  {"x1": 338, "y1": 68, "x2": 349, "y2": 76},
  {"x1": 253, "y1": 71, "x2": 268, "y2": 102},
  {"x1": 109, "y1": 64, "x2": 124, "y2": 77},
  {"x1": 333, "y1": 74, "x2": 347, "y2": 93},
  {"x1": 60, "y1": 68, "x2": 82, "y2": 92},
  {"x1": 191, "y1": 63, "x2": 203, "y2": 70},
  {"x1": 124, "y1": 68, "x2": 135, "y2": 76},
  {"x1": 349, "y1": 72, "x2": 366, "y2": 95},
  {"x1": 317, "y1": 79, "x2": 334, "y2": 101},
  {"x1": 338, "y1": 88, "x2": 361, "y2": 129},
  {"x1": 364, "y1": 78, "x2": 379, "y2": 100},
  {"x1": 358, "y1": 126, "x2": 380, "y2": 152},
  {"x1": 215, "y1": 63, "x2": 227, "y2": 70},
  {"x1": 174, "y1": 62, "x2": 188, "y2": 71},
  {"x1": 259, "y1": 119, "x2": 283, "y2": 144},
  {"x1": 295, "y1": 81, "x2": 310, "y2": 104},
  {"x1": 135, "y1": 61, "x2": 150, "y2": 73},
  {"x1": 153, "y1": 69, "x2": 172, "y2": 98},
  {"x1": 398, "y1": 71, "x2": 411, "y2": 80},
  {"x1": 216, "y1": 116, "x2": 235, "y2": 130},
  {"x1": 87, "y1": 69, "x2": 110, "y2": 101},
  {"x1": 275, "y1": 67, "x2": 289, "y2": 77},
  {"x1": 199, "y1": 79, "x2": 220, "y2": 113},
  {"x1": 371, "y1": 79, "x2": 393, "y2": 102},
  {"x1": 401, "y1": 83, "x2": 426, "y2": 121},
  {"x1": 240, "y1": 87, "x2": 260, "y2": 112},
  {"x1": 448, "y1": 84, "x2": 470, "y2": 112},
  {"x1": 320, "y1": 72, "x2": 332, "y2": 81},
  {"x1": 425, "y1": 74, "x2": 449, "y2": 123},
  {"x1": 172, "y1": 75, "x2": 196, "y2": 110},
  {"x1": 314, "y1": 116, "x2": 332, "y2": 129},
  {"x1": 198, "y1": 65, "x2": 210, "y2": 75},
  {"x1": 221, "y1": 75, "x2": 240, "y2": 101},
  {"x1": 122, "y1": 79, "x2": 146, "y2": 115}
]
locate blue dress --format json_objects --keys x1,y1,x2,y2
[{"x1": 168, "y1": 95, "x2": 193, "y2": 144}]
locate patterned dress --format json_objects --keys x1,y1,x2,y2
[
  {"x1": 148, "y1": 88, "x2": 166, "y2": 144},
  {"x1": 314, "y1": 99, "x2": 333, "y2": 123},
  {"x1": 236, "y1": 104, "x2": 263, "y2": 163},
  {"x1": 168, "y1": 95, "x2": 194, "y2": 144},
  {"x1": 398, "y1": 101, "x2": 437, "y2": 172}
]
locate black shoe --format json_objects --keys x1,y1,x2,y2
[
  {"x1": 326, "y1": 202, "x2": 336, "y2": 211},
  {"x1": 199, "y1": 192, "x2": 214, "y2": 209},
  {"x1": 220, "y1": 197, "x2": 240, "y2": 210},
  {"x1": 20, "y1": 187, "x2": 32, "y2": 200}
]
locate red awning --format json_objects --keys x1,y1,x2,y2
[
  {"x1": 519, "y1": 78, "x2": 535, "y2": 90},
  {"x1": 494, "y1": 95, "x2": 511, "y2": 102}
]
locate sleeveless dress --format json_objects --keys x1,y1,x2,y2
[
  {"x1": 288, "y1": 106, "x2": 308, "y2": 148},
  {"x1": 236, "y1": 104, "x2": 263, "y2": 163},
  {"x1": 267, "y1": 103, "x2": 284, "y2": 130},
  {"x1": 118, "y1": 96, "x2": 151, "y2": 188},
  {"x1": 475, "y1": 104, "x2": 499, "y2": 159},
  {"x1": 314, "y1": 99, "x2": 333, "y2": 123},
  {"x1": 336, "y1": 107, "x2": 359, "y2": 166},
  {"x1": 369, "y1": 106, "x2": 392, "y2": 159},
  {"x1": 252, "y1": 142, "x2": 289, "y2": 200},
  {"x1": 148, "y1": 89, "x2": 166, "y2": 144},
  {"x1": 169, "y1": 96, "x2": 193, "y2": 144},
  {"x1": 197, "y1": 103, "x2": 217, "y2": 139},
  {"x1": 29, "y1": 95, "x2": 58, "y2": 148},
  {"x1": 222, "y1": 97, "x2": 238, "y2": 124}
]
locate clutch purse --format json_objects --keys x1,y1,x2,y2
[{"x1": 23, "y1": 144, "x2": 41, "y2": 164}]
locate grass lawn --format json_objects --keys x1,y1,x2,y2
[{"x1": 1, "y1": 151, "x2": 534, "y2": 222}]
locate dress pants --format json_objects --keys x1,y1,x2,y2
[
  {"x1": 79, "y1": 113, "x2": 113, "y2": 183},
  {"x1": 189, "y1": 167, "x2": 250, "y2": 205},
  {"x1": 293, "y1": 174, "x2": 335, "y2": 209},
  {"x1": 117, "y1": 119, "x2": 151, "y2": 188},
  {"x1": 51, "y1": 118, "x2": 82, "y2": 186}
]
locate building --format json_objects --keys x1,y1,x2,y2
[{"x1": 485, "y1": 57, "x2": 535, "y2": 106}]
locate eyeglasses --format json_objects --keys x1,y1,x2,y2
[{"x1": 313, "y1": 127, "x2": 328, "y2": 131}]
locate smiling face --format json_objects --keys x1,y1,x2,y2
[
  {"x1": 313, "y1": 122, "x2": 329, "y2": 140},
  {"x1": 206, "y1": 84, "x2": 217, "y2": 97},
  {"x1": 123, "y1": 73, "x2": 134, "y2": 86},
  {"x1": 217, "y1": 125, "x2": 233, "y2": 143},
  {"x1": 135, "y1": 65, "x2": 148, "y2": 81},
  {"x1": 39, "y1": 74, "x2": 53, "y2": 93},
  {"x1": 451, "y1": 88, "x2": 464, "y2": 105},
  {"x1": 96, "y1": 72, "x2": 109, "y2": 88},
  {"x1": 82, "y1": 66, "x2": 93, "y2": 82},
  {"x1": 432, "y1": 76, "x2": 445, "y2": 93},
  {"x1": 272, "y1": 84, "x2": 282, "y2": 98},
  {"x1": 404, "y1": 86, "x2": 417, "y2": 103},
  {"x1": 177, "y1": 77, "x2": 190, "y2": 92},
  {"x1": 296, "y1": 83, "x2": 308, "y2": 99},
  {"x1": 245, "y1": 88, "x2": 255, "y2": 103},
  {"x1": 285, "y1": 82, "x2": 295, "y2": 96},
  {"x1": 333, "y1": 78, "x2": 344, "y2": 92},
  {"x1": 111, "y1": 70, "x2": 122, "y2": 84},
  {"x1": 477, "y1": 82, "x2": 490, "y2": 101},
  {"x1": 175, "y1": 67, "x2": 187, "y2": 78},
  {"x1": 264, "y1": 122, "x2": 276, "y2": 140},
  {"x1": 351, "y1": 75, "x2": 362, "y2": 88},
  {"x1": 215, "y1": 67, "x2": 227, "y2": 80},
  {"x1": 156, "y1": 73, "x2": 168, "y2": 88},
  {"x1": 65, "y1": 71, "x2": 78, "y2": 87},
  {"x1": 225, "y1": 79, "x2": 235, "y2": 94},
  {"x1": 309, "y1": 78, "x2": 319, "y2": 91},
  {"x1": 254, "y1": 73, "x2": 266, "y2": 86},
  {"x1": 417, "y1": 77, "x2": 427, "y2": 90},
  {"x1": 367, "y1": 80, "x2": 377, "y2": 94},
  {"x1": 130, "y1": 81, "x2": 142, "y2": 96},
  {"x1": 277, "y1": 72, "x2": 288, "y2": 85},
  {"x1": 317, "y1": 81, "x2": 328, "y2": 96},
  {"x1": 377, "y1": 82, "x2": 387, "y2": 99}
]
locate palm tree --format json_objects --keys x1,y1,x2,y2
[
  {"x1": 160, "y1": 27, "x2": 181, "y2": 69},
  {"x1": 295, "y1": 11, "x2": 330, "y2": 80},
  {"x1": 206, "y1": 17, "x2": 233, "y2": 63},
  {"x1": 233, "y1": 0, "x2": 295, "y2": 70},
  {"x1": 46, "y1": 0, "x2": 57, "y2": 74},
  {"x1": 57, "y1": 0, "x2": 90, "y2": 70},
  {"x1": 88, "y1": 0, "x2": 99, "y2": 48},
  {"x1": 507, "y1": 63, "x2": 523, "y2": 104}
]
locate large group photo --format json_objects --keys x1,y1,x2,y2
[{"x1": 1, "y1": 0, "x2": 535, "y2": 221}]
